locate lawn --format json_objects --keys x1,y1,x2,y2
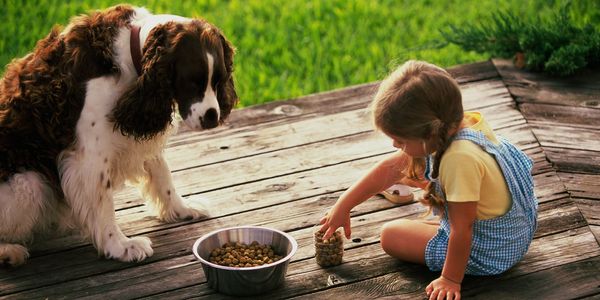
[{"x1": 1, "y1": 0, "x2": 597, "y2": 107}]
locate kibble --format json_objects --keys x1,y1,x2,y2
[
  {"x1": 209, "y1": 241, "x2": 283, "y2": 268},
  {"x1": 314, "y1": 229, "x2": 343, "y2": 267}
]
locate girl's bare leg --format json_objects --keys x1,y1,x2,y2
[{"x1": 380, "y1": 219, "x2": 439, "y2": 264}]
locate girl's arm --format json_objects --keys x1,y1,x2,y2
[
  {"x1": 426, "y1": 201, "x2": 477, "y2": 299},
  {"x1": 443, "y1": 201, "x2": 477, "y2": 283},
  {"x1": 320, "y1": 150, "x2": 409, "y2": 239}
]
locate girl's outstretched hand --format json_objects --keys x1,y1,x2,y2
[
  {"x1": 425, "y1": 276, "x2": 461, "y2": 300},
  {"x1": 319, "y1": 204, "x2": 352, "y2": 240}
]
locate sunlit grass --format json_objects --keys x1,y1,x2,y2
[{"x1": 1, "y1": 0, "x2": 597, "y2": 106}]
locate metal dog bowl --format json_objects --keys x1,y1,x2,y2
[{"x1": 192, "y1": 226, "x2": 298, "y2": 296}]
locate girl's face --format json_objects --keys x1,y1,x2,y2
[{"x1": 387, "y1": 134, "x2": 431, "y2": 157}]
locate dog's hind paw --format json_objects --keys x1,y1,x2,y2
[
  {"x1": 0, "y1": 244, "x2": 30, "y2": 267},
  {"x1": 104, "y1": 236, "x2": 153, "y2": 262}
]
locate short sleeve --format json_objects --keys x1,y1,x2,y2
[{"x1": 439, "y1": 149, "x2": 484, "y2": 202}]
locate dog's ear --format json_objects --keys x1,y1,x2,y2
[
  {"x1": 111, "y1": 25, "x2": 176, "y2": 140},
  {"x1": 216, "y1": 32, "x2": 238, "y2": 122},
  {"x1": 64, "y1": 7, "x2": 135, "y2": 79}
]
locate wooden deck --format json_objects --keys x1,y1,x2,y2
[{"x1": 1, "y1": 59, "x2": 599, "y2": 299}]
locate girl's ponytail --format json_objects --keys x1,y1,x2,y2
[{"x1": 421, "y1": 120, "x2": 455, "y2": 216}]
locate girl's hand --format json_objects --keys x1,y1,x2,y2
[
  {"x1": 319, "y1": 204, "x2": 352, "y2": 240},
  {"x1": 425, "y1": 276, "x2": 461, "y2": 300}
]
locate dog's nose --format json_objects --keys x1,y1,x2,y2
[{"x1": 200, "y1": 108, "x2": 219, "y2": 129}]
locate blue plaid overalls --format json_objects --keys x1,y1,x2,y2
[{"x1": 424, "y1": 128, "x2": 538, "y2": 275}]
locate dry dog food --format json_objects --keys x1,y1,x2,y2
[
  {"x1": 209, "y1": 241, "x2": 283, "y2": 268},
  {"x1": 314, "y1": 229, "x2": 343, "y2": 267}
]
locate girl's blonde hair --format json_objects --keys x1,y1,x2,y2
[{"x1": 370, "y1": 60, "x2": 463, "y2": 214}]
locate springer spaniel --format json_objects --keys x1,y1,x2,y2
[{"x1": 0, "y1": 5, "x2": 237, "y2": 266}]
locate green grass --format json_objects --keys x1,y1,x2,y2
[{"x1": 1, "y1": 0, "x2": 597, "y2": 107}]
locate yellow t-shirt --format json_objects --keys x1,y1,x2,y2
[{"x1": 439, "y1": 112, "x2": 511, "y2": 220}]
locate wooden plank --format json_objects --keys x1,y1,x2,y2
[
  {"x1": 532, "y1": 171, "x2": 569, "y2": 204},
  {"x1": 477, "y1": 103, "x2": 526, "y2": 130},
  {"x1": 493, "y1": 59, "x2": 600, "y2": 108},
  {"x1": 530, "y1": 124, "x2": 600, "y2": 152},
  {"x1": 520, "y1": 103, "x2": 600, "y2": 129},
  {"x1": 495, "y1": 123, "x2": 540, "y2": 151},
  {"x1": 558, "y1": 172, "x2": 600, "y2": 200},
  {"x1": 545, "y1": 148, "x2": 600, "y2": 174},
  {"x1": 536, "y1": 197, "x2": 588, "y2": 238},
  {"x1": 558, "y1": 171, "x2": 600, "y2": 240},
  {"x1": 591, "y1": 226, "x2": 600, "y2": 247},
  {"x1": 573, "y1": 198, "x2": 600, "y2": 226},
  {"x1": 526, "y1": 147, "x2": 554, "y2": 175},
  {"x1": 446, "y1": 60, "x2": 499, "y2": 83}
]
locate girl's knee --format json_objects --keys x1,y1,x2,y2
[
  {"x1": 382, "y1": 219, "x2": 413, "y2": 235},
  {"x1": 380, "y1": 219, "x2": 413, "y2": 252},
  {"x1": 380, "y1": 219, "x2": 438, "y2": 264}
]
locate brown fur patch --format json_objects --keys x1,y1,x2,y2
[{"x1": 0, "y1": 5, "x2": 135, "y2": 195}]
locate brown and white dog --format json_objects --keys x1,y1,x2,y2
[{"x1": 0, "y1": 5, "x2": 237, "y2": 266}]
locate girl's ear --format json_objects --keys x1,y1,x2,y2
[{"x1": 111, "y1": 25, "x2": 175, "y2": 140}]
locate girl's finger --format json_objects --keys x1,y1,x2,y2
[
  {"x1": 429, "y1": 289, "x2": 439, "y2": 300},
  {"x1": 437, "y1": 290, "x2": 446, "y2": 300},
  {"x1": 343, "y1": 223, "x2": 351, "y2": 239},
  {"x1": 425, "y1": 282, "x2": 433, "y2": 294},
  {"x1": 319, "y1": 215, "x2": 327, "y2": 224},
  {"x1": 319, "y1": 223, "x2": 329, "y2": 234},
  {"x1": 323, "y1": 226, "x2": 336, "y2": 240}
]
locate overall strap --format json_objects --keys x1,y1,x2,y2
[{"x1": 452, "y1": 128, "x2": 537, "y2": 213}]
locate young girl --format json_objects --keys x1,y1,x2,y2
[{"x1": 319, "y1": 60, "x2": 538, "y2": 300}]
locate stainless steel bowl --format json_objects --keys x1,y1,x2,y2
[{"x1": 192, "y1": 226, "x2": 298, "y2": 296}]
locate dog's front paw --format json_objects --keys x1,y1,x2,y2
[
  {"x1": 0, "y1": 244, "x2": 30, "y2": 267},
  {"x1": 160, "y1": 198, "x2": 209, "y2": 223},
  {"x1": 104, "y1": 236, "x2": 153, "y2": 262}
]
